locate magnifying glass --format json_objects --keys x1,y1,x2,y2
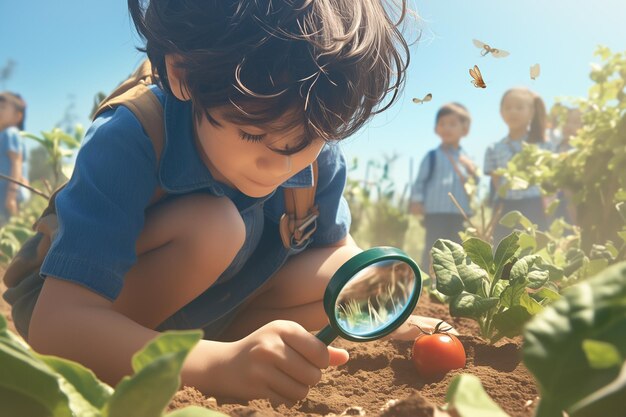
[{"x1": 315, "y1": 247, "x2": 423, "y2": 345}]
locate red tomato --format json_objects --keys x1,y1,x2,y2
[{"x1": 411, "y1": 332, "x2": 466, "y2": 378}]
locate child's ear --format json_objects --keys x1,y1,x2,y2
[{"x1": 165, "y1": 55, "x2": 192, "y2": 101}]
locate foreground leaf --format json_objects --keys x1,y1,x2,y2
[
  {"x1": 106, "y1": 330, "x2": 202, "y2": 417},
  {"x1": 445, "y1": 374, "x2": 510, "y2": 417},
  {"x1": 523, "y1": 262, "x2": 626, "y2": 417}
]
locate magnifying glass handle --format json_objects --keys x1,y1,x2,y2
[{"x1": 315, "y1": 325, "x2": 338, "y2": 345}]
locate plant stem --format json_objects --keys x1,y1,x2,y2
[
  {"x1": 0, "y1": 173, "x2": 50, "y2": 199},
  {"x1": 448, "y1": 192, "x2": 477, "y2": 230}
]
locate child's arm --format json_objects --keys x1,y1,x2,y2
[
  {"x1": 4, "y1": 149, "x2": 22, "y2": 216},
  {"x1": 408, "y1": 153, "x2": 431, "y2": 216},
  {"x1": 30, "y1": 277, "x2": 347, "y2": 404}
]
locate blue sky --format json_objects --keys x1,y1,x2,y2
[{"x1": 2, "y1": 0, "x2": 625, "y2": 194}]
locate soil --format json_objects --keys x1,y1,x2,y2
[{"x1": 0, "y1": 268, "x2": 538, "y2": 417}]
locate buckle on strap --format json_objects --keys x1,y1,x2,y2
[{"x1": 279, "y1": 211, "x2": 319, "y2": 249}]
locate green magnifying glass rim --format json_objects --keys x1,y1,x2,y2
[{"x1": 321, "y1": 246, "x2": 423, "y2": 343}]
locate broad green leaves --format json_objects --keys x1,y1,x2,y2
[
  {"x1": 0, "y1": 315, "x2": 228, "y2": 417},
  {"x1": 432, "y1": 232, "x2": 557, "y2": 343},
  {"x1": 523, "y1": 261, "x2": 626, "y2": 417}
]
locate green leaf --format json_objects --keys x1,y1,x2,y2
[
  {"x1": 431, "y1": 240, "x2": 465, "y2": 296},
  {"x1": 523, "y1": 262, "x2": 626, "y2": 415},
  {"x1": 493, "y1": 232, "x2": 520, "y2": 280},
  {"x1": 463, "y1": 238, "x2": 494, "y2": 274},
  {"x1": 491, "y1": 306, "x2": 532, "y2": 343},
  {"x1": 0, "y1": 321, "x2": 102, "y2": 417},
  {"x1": 449, "y1": 292, "x2": 499, "y2": 319},
  {"x1": 510, "y1": 255, "x2": 541, "y2": 282},
  {"x1": 106, "y1": 330, "x2": 202, "y2": 417},
  {"x1": 500, "y1": 281, "x2": 526, "y2": 308},
  {"x1": 499, "y1": 211, "x2": 533, "y2": 230},
  {"x1": 568, "y1": 362, "x2": 626, "y2": 417},
  {"x1": 527, "y1": 269, "x2": 550, "y2": 290},
  {"x1": 36, "y1": 354, "x2": 113, "y2": 410},
  {"x1": 582, "y1": 340, "x2": 623, "y2": 370},
  {"x1": 166, "y1": 406, "x2": 230, "y2": 417},
  {"x1": 534, "y1": 287, "x2": 561, "y2": 302},
  {"x1": 519, "y1": 293, "x2": 544, "y2": 315},
  {"x1": 446, "y1": 374, "x2": 510, "y2": 417}
]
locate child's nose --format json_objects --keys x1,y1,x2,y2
[{"x1": 255, "y1": 154, "x2": 291, "y2": 177}]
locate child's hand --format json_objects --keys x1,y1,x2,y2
[
  {"x1": 458, "y1": 155, "x2": 477, "y2": 177},
  {"x1": 225, "y1": 320, "x2": 349, "y2": 405}
]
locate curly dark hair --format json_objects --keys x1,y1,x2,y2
[{"x1": 128, "y1": 0, "x2": 411, "y2": 154}]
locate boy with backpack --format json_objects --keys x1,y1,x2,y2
[
  {"x1": 1, "y1": 0, "x2": 452, "y2": 406},
  {"x1": 409, "y1": 103, "x2": 478, "y2": 270}
]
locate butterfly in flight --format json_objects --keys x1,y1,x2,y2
[
  {"x1": 530, "y1": 63, "x2": 541, "y2": 80},
  {"x1": 412, "y1": 93, "x2": 433, "y2": 104},
  {"x1": 472, "y1": 39, "x2": 510, "y2": 58},
  {"x1": 469, "y1": 65, "x2": 486, "y2": 88}
]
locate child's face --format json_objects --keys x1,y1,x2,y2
[
  {"x1": 195, "y1": 108, "x2": 325, "y2": 197},
  {"x1": 0, "y1": 101, "x2": 22, "y2": 130},
  {"x1": 435, "y1": 113, "x2": 468, "y2": 146},
  {"x1": 562, "y1": 109, "x2": 582, "y2": 140},
  {"x1": 500, "y1": 92, "x2": 534, "y2": 132}
]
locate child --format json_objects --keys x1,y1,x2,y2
[
  {"x1": 484, "y1": 87, "x2": 552, "y2": 244},
  {"x1": 0, "y1": 92, "x2": 27, "y2": 227},
  {"x1": 409, "y1": 103, "x2": 478, "y2": 270},
  {"x1": 2, "y1": 0, "x2": 444, "y2": 406}
]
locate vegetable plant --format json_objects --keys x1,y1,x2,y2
[
  {"x1": 495, "y1": 46, "x2": 626, "y2": 253},
  {"x1": 411, "y1": 321, "x2": 466, "y2": 378},
  {"x1": 523, "y1": 261, "x2": 626, "y2": 417},
  {"x1": 0, "y1": 314, "x2": 227, "y2": 417},
  {"x1": 431, "y1": 232, "x2": 561, "y2": 343}
]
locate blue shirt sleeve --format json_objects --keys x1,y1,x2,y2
[
  {"x1": 4, "y1": 127, "x2": 22, "y2": 155},
  {"x1": 410, "y1": 152, "x2": 432, "y2": 203},
  {"x1": 40, "y1": 106, "x2": 159, "y2": 300},
  {"x1": 309, "y1": 144, "x2": 351, "y2": 247}
]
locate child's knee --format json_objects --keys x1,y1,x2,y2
[{"x1": 183, "y1": 194, "x2": 246, "y2": 261}]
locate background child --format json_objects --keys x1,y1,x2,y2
[
  {"x1": 409, "y1": 103, "x2": 478, "y2": 270},
  {"x1": 0, "y1": 91, "x2": 27, "y2": 226},
  {"x1": 484, "y1": 87, "x2": 552, "y2": 244},
  {"x1": 2, "y1": 0, "x2": 447, "y2": 406}
]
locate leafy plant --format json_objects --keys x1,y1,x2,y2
[
  {"x1": 344, "y1": 155, "x2": 410, "y2": 249},
  {"x1": 22, "y1": 125, "x2": 84, "y2": 190},
  {"x1": 431, "y1": 232, "x2": 560, "y2": 343},
  {"x1": 523, "y1": 261, "x2": 626, "y2": 417},
  {"x1": 0, "y1": 314, "x2": 227, "y2": 417}
]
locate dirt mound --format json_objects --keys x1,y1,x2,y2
[{"x1": 169, "y1": 297, "x2": 538, "y2": 417}]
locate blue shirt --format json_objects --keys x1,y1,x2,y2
[
  {"x1": 41, "y1": 86, "x2": 351, "y2": 300},
  {"x1": 484, "y1": 136, "x2": 553, "y2": 200},
  {"x1": 410, "y1": 145, "x2": 474, "y2": 215},
  {"x1": 0, "y1": 126, "x2": 24, "y2": 215}
]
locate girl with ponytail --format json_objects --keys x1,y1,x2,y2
[{"x1": 484, "y1": 87, "x2": 552, "y2": 244}]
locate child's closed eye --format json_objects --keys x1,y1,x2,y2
[{"x1": 239, "y1": 130, "x2": 266, "y2": 143}]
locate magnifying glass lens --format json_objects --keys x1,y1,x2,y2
[{"x1": 334, "y1": 260, "x2": 416, "y2": 336}]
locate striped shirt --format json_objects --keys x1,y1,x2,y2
[
  {"x1": 410, "y1": 145, "x2": 475, "y2": 215},
  {"x1": 484, "y1": 136, "x2": 554, "y2": 200}
]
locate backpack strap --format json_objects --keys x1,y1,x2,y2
[
  {"x1": 424, "y1": 149, "x2": 437, "y2": 185},
  {"x1": 279, "y1": 161, "x2": 319, "y2": 248}
]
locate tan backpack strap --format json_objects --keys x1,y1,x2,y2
[{"x1": 279, "y1": 161, "x2": 319, "y2": 248}]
